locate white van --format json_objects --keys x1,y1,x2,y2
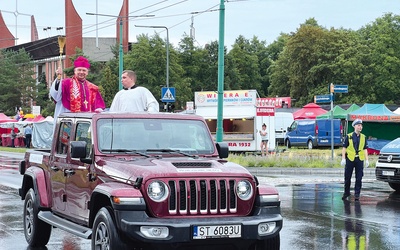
[{"x1": 275, "y1": 112, "x2": 294, "y2": 146}]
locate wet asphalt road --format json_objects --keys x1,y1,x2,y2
[{"x1": 0, "y1": 153, "x2": 399, "y2": 250}]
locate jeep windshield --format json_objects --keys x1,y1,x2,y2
[{"x1": 97, "y1": 118, "x2": 215, "y2": 155}]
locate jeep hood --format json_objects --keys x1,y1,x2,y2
[{"x1": 95, "y1": 157, "x2": 253, "y2": 184}]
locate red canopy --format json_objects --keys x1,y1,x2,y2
[
  {"x1": 0, "y1": 113, "x2": 17, "y2": 123},
  {"x1": 32, "y1": 115, "x2": 45, "y2": 122},
  {"x1": 293, "y1": 103, "x2": 327, "y2": 120}
]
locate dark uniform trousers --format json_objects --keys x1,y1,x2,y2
[{"x1": 344, "y1": 156, "x2": 364, "y2": 197}]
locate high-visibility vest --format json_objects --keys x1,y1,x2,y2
[{"x1": 346, "y1": 133, "x2": 366, "y2": 161}]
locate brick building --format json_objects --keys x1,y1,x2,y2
[{"x1": 0, "y1": 0, "x2": 129, "y2": 91}]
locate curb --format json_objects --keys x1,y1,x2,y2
[{"x1": 247, "y1": 167, "x2": 376, "y2": 176}]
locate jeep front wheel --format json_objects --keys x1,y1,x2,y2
[
  {"x1": 92, "y1": 207, "x2": 128, "y2": 250},
  {"x1": 24, "y1": 188, "x2": 52, "y2": 247}
]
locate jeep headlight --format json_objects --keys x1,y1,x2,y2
[
  {"x1": 147, "y1": 181, "x2": 169, "y2": 202},
  {"x1": 236, "y1": 180, "x2": 253, "y2": 200}
]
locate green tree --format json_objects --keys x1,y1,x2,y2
[
  {"x1": 269, "y1": 19, "x2": 358, "y2": 106},
  {"x1": 177, "y1": 35, "x2": 208, "y2": 93},
  {"x1": 99, "y1": 65, "x2": 119, "y2": 107},
  {"x1": 225, "y1": 35, "x2": 266, "y2": 93},
  {"x1": 357, "y1": 13, "x2": 400, "y2": 104},
  {"x1": 200, "y1": 41, "x2": 221, "y2": 91},
  {"x1": 0, "y1": 49, "x2": 35, "y2": 115},
  {"x1": 36, "y1": 72, "x2": 55, "y2": 117}
]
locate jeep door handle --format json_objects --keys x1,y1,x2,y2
[
  {"x1": 50, "y1": 166, "x2": 60, "y2": 172},
  {"x1": 64, "y1": 169, "x2": 76, "y2": 176}
]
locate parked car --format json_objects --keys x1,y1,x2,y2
[
  {"x1": 375, "y1": 137, "x2": 400, "y2": 191},
  {"x1": 285, "y1": 119, "x2": 342, "y2": 149}
]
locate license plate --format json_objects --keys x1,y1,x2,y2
[
  {"x1": 193, "y1": 224, "x2": 241, "y2": 239},
  {"x1": 382, "y1": 171, "x2": 395, "y2": 176}
]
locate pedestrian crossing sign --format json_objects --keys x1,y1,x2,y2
[{"x1": 161, "y1": 87, "x2": 175, "y2": 102}]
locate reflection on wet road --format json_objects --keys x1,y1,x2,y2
[
  {"x1": 277, "y1": 180, "x2": 400, "y2": 250},
  {"x1": 1, "y1": 166, "x2": 400, "y2": 249}
]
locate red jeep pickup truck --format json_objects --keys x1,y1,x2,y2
[{"x1": 18, "y1": 112, "x2": 282, "y2": 250}]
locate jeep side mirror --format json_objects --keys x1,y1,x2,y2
[
  {"x1": 71, "y1": 141, "x2": 92, "y2": 164},
  {"x1": 216, "y1": 142, "x2": 229, "y2": 159}
]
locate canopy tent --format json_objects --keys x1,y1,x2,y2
[
  {"x1": 0, "y1": 113, "x2": 17, "y2": 123},
  {"x1": 32, "y1": 116, "x2": 54, "y2": 148},
  {"x1": 316, "y1": 105, "x2": 347, "y2": 119},
  {"x1": 0, "y1": 116, "x2": 54, "y2": 148},
  {"x1": 346, "y1": 104, "x2": 361, "y2": 114},
  {"x1": 293, "y1": 103, "x2": 327, "y2": 120},
  {"x1": 0, "y1": 113, "x2": 17, "y2": 140},
  {"x1": 347, "y1": 103, "x2": 400, "y2": 140},
  {"x1": 347, "y1": 103, "x2": 400, "y2": 122}
]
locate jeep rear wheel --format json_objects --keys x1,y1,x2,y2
[
  {"x1": 250, "y1": 234, "x2": 280, "y2": 250},
  {"x1": 24, "y1": 188, "x2": 52, "y2": 247},
  {"x1": 92, "y1": 207, "x2": 128, "y2": 250},
  {"x1": 388, "y1": 182, "x2": 400, "y2": 192}
]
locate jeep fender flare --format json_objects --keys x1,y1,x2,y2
[
  {"x1": 93, "y1": 182, "x2": 144, "y2": 198},
  {"x1": 88, "y1": 183, "x2": 145, "y2": 227},
  {"x1": 21, "y1": 166, "x2": 50, "y2": 208}
]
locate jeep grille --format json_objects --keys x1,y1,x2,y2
[{"x1": 166, "y1": 178, "x2": 243, "y2": 216}]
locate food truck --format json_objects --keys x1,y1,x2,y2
[{"x1": 194, "y1": 90, "x2": 278, "y2": 153}]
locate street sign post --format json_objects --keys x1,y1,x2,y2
[
  {"x1": 327, "y1": 83, "x2": 348, "y2": 161},
  {"x1": 330, "y1": 84, "x2": 348, "y2": 93},
  {"x1": 314, "y1": 94, "x2": 332, "y2": 103}
]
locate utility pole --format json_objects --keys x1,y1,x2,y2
[{"x1": 216, "y1": 0, "x2": 225, "y2": 142}]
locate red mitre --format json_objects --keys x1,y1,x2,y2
[{"x1": 74, "y1": 56, "x2": 90, "y2": 69}]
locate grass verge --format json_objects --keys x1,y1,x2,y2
[
  {"x1": 0, "y1": 146, "x2": 377, "y2": 168},
  {"x1": 0, "y1": 146, "x2": 27, "y2": 153},
  {"x1": 227, "y1": 148, "x2": 378, "y2": 168}
]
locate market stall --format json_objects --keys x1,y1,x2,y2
[
  {"x1": 347, "y1": 103, "x2": 400, "y2": 141},
  {"x1": 0, "y1": 115, "x2": 53, "y2": 148}
]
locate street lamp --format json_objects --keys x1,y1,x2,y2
[
  {"x1": 86, "y1": 13, "x2": 154, "y2": 90},
  {"x1": 135, "y1": 25, "x2": 169, "y2": 88}
]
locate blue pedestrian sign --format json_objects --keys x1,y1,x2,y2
[{"x1": 161, "y1": 87, "x2": 175, "y2": 102}]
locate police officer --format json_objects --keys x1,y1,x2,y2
[{"x1": 341, "y1": 119, "x2": 369, "y2": 201}]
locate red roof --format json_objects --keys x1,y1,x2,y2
[{"x1": 293, "y1": 103, "x2": 327, "y2": 120}]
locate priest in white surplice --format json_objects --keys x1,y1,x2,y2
[{"x1": 109, "y1": 70, "x2": 159, "y2": 112}]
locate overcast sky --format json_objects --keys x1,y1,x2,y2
[{"x1": 0, "y1": 0, "x2": 398, "y2": 48}]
